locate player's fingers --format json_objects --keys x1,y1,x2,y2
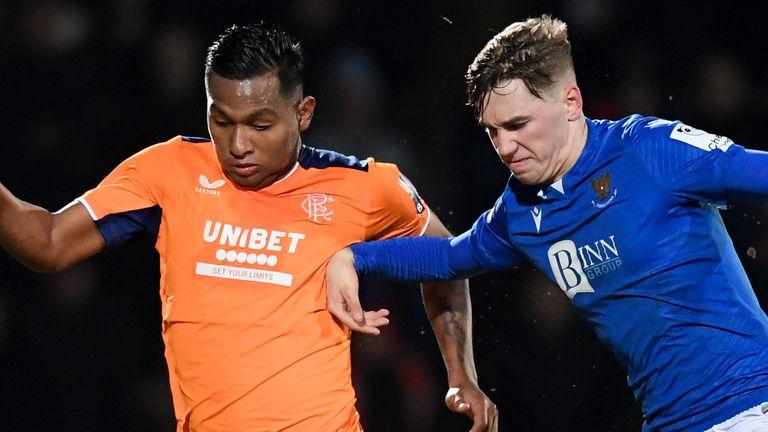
[
  {"x1": 468, "y1": 402, "x2": 492, "y2": 432},
  {"x1": 327, "y1": 290, "x2": 379, "y2": 334},
  {"x1": 365, "y1": 308, "x2": 390, "y2": 319},
  {"x1": 363, "y1": 308, "x2": 390, "y2": 326},
  {"x1": 343, "y1": 287, "x2": 366, "y2": 326},
  {"x1": 475, "y1": 398, "x2": 497, "y2": 432},
  {"x1": 334, "y1": 310, "x2": 381, "y2": 335},
  {"x1": 489, "y1": 406, "x2": 498, "y2": 432},
  {"x1": 325, "y1": 248, "x2": 366, "y2": 325}
]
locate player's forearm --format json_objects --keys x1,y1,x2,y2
[
  {"x1": 351, "y1": 235, "x2": 483, "y2": 281},
  {"x1": 0, "y1": 182, "x2": 63, "y2": 272},
  {"x1": 422, "y1": 279, "x2": 479, "y2": 386}
]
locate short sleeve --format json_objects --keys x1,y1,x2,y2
[
  {"x1": 363, "y1": 161, "x2": 430, "y2": 241},
  {"x1": 77, "y1": 137, "x2": 178, "y2": 246}
]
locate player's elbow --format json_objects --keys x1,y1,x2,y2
[
  {"x1": 16, "y1": 249, "x2": 76, "y2": 273},
  {"x1": 24, "y1": 260, "x2": 68, "y2": 273}
]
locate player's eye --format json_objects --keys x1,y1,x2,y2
[
  {"x1": 251, "y1": 124, "x2": 271, "y2": 131},
  {"x1": 506, "y1": 121, "x2": 527, "y2": 131},
  {"x1": 213, "y1": 119, "x2": 231, "y2": 127}
]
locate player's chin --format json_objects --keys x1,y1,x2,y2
[
  {"x1": 513, "y1": 169, "x2": 548, "y2": 186},
  {"x1": 226, "y1": 172, "x2": 266, "y2": 189},
  {"x1": 512, "y1": 172, "x2": 534, "y2": 185}
]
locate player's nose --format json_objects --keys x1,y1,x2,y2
[
  {"x1": 229, "y1": 126, "x2": 254, "y2": 157},
  {"x1": 495, "y1": 132, "x2": 519, "y2": 160}
]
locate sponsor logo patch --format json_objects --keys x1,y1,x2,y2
[
  {"x1": 547, "y1": 235, "x2": 622, "y2": 299},
  {"x1": 196, "y1": 220, "x2": 306, "y2": 287},
  {"x1": 196, "y1": 174, "x2": 225, "y2": 196},
  {"x1": 670, "y1": 124, "x2": 733, "y2": 152}
]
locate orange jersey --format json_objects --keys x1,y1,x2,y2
[{"x1": 78, "y1": 136, "x2": 430, "y2": 431}]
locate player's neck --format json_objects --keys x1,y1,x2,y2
[
  {"x1": 551, "y1": 116, "x2": 588, "y2": 184},
  {"x1": 271, "y1": 142, "x2": 302, "y2": 184}
]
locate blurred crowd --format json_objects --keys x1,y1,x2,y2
[{"x1": 0, "y1": 1, "x2": 767, "y2": 431}]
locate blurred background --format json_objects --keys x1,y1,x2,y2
[{"x1": 1, "y1": 0, "x2": 767, "y2": 431}]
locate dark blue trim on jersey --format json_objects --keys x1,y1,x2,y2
[
  {"x1": 298, "y1": 145, "x2": 369, "y2": 171},
  {"x1": 181, "y1": 136, "x2": 211, "y2": 143},
  {"x1": 95, "y1": 206, "x2": 162, "y2": 249}
]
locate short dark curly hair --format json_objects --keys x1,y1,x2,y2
[
  {"x1": 205, "y1": 22, "x2": 305, "y2": 97},
  {"x1": 465, "y1": 15, "x2": 574, "y2": 120}
]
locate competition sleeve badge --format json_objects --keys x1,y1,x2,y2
[{"x1": 398, "y1": 174, "x2": 425, "y2": 214}]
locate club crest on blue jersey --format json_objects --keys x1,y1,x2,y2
[{"x1": 590, "y1": 171, "x2": 617, "y2": 208}]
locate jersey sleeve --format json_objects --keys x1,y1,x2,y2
[
  {"x1": 362, "y1": 160, "x2": 430, "y2": 240},
  {"x1": 623, "y1": 116, "x2": 744, "y2": 205},
  {"x1": 464, "y1": 193, "x2": 524, "y2": 270},
  {"x1": 77, "y1": 137, "x2": 179, "y2": 246},
  {"x1": 723, "y1": 149, "x2": 768, "y2": 203}
]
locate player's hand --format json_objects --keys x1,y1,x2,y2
[
  {"x1": 445, "y1": 384, "x2": 498, "y2": 432},
  {"x1": 326, "y1": 247, "x2": 390, "y2": 335}
]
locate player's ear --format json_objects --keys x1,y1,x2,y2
[
  {"x1": 297, "y1": 96, "x2": 316, "y2": 132},
  {"x1": 564, "y1": 84, "x2": 583, "y2": 121}
]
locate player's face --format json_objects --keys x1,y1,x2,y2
[
  {"x1": 206, "y1": 72, "x2": 315, "y2": 190},
  {"x1": 480, "y1": 78, "x2": 574, "y2": 186}
]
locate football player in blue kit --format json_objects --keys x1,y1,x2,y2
[{"x1": 325, "y1": 15, "x2": 768, "y2": 432}]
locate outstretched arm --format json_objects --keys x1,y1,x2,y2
[
  {"x1": 724, "y1": 149, "x2": 768, "y2": 203},
  {"x1": 326, "y1": 226, "x2": 486, "y2": 333},
  {"x1": 0, "y1": 183, "x2": 104, "y2": 272},
  {"x1": 421, "y1": 217, "x2": 498, "y2": 432},
  {"x1": 324, "y1": 215, "x2": 497, "y2": 431}
]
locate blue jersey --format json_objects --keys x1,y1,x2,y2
[
  {"x1": 352, "y1": 114, "x2": 768, "y2": 431},
  {"x1": 466, "y1": 115, "x2": 768, "y2": 431}
]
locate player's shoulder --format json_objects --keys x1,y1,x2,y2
[
  {"x1": 591, "y1": 114, "x2": 677, "y2": 139},
  {"x1": 133, "y1": 135, "x2": 210, "y2": 155},
  {"x1": 297, "y1": 145, "x2": 370, "y2": 172},
  {"x1": 589, "y1": 115, "x2": 694, "y2": 157},
  {"x1": 123, "y1": 135, "x2": 215, "y2": 175},
  {"x1": 297, "y1": 145, "x2": 414, "y2": 199}
]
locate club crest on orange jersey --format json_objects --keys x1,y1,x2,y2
[
  {"x1": 590, "y1": 171, "x2": 617, "y2": 208},
  {"x1": 302, "y1": 193, "x2": 335, "y2": 223}
]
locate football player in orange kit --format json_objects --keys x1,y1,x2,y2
[{"x1": 0, "y1": 23, "x2": 497, "y2": 431}]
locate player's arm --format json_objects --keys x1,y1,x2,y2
[
  {"x1": 420, "y1": 216, "x2": 498, "y2": 432},
  {"x1": 327, "y1": 194, "x2": 520, "y2": 329},
  {"x1": 724, "y1": 149, "x2": 768, "y2": 203},
  {"x1": 326, "y1": 230, "x2": 484, "y2": 331},
  {"x1": 0, "y1": 182, "x2": 104, "y2": 272}
]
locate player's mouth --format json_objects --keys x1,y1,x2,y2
[
  {"x1": 508, "y1": 158, "x2": 530, "y2": 171},
  {"x1": 230, "y1": 163, "x2": 260, "y2": 177}
]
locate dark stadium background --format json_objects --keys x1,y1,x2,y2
[{"x1": 0, "y1": 1, "x2": 767, "y2": 431}]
